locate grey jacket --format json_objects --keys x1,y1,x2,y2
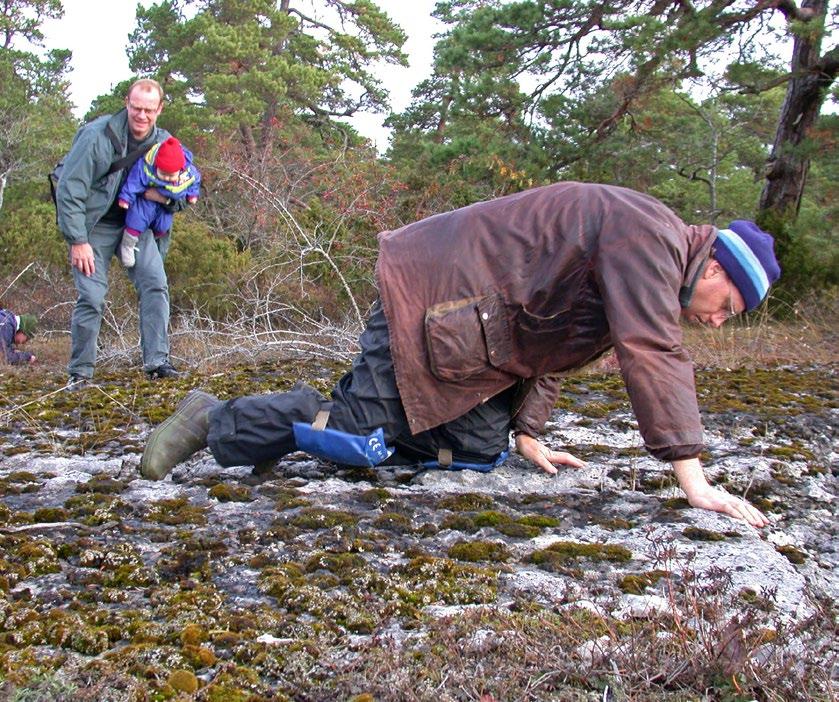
[
  {"x1": 55, "y1": 109, "x2": 170, "y2": 244},
  {"x1": 376, "y1": 182, "x2": 716, "y2": 461}
]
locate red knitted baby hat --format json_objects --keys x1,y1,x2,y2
[{"x1": 155, "y1": 136, "x2": 186, "y2": 172}]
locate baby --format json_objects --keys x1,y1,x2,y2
[{"x1": 118, "y1": 136, "x2": 201, "y2": 267}]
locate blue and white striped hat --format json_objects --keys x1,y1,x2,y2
[{"x1": 714, "y1": 221, "x2": 781, "y2": 312}]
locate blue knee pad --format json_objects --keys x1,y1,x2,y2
[{"x1": 292, "y1": 422, "x2": 394, "y2": 467}]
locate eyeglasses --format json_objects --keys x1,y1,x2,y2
[
  {"x1": 127, "y1": 103, "x2": 160, "y2": 117},
  {"x1": 723, "y1": 281, "x2": 738, "y2": 321}
]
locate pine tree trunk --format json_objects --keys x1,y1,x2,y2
[{"x1": 759, "y1": 0, "x2": 836, "y2": 220}]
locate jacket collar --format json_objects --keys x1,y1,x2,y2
[{"x1": 679, "y1": 225, "x2": 717, "y2": 308}]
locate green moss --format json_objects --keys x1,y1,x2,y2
[
  {"x1": 470, "y1": 510, "x2": 508, "y2": 527},
  {"x1": 208, "y1": 482, "x2": 253, "y2": 502},
  {"x1": 212, "y1": 630, "x2": 243, "y2": 648},
  {"x1": 103, "y1": 564, "x2": 158, "y2": 588},
  {"x1": 767, "y1": 445, "x2": 815, "y2": 462},
  {"x1": 447, "y1": 540, "x2": 510, "y2": 563},
  {"x1": 75, "y1": 475, "x2": 126, "y2": 494},
  {"x1": 739, "y1": 587, "x2": 776, "y2": 611},
  {"x1": 682, "y1": 527, "x2": 727, "y2": 542},
  {"x1": 516, "y1": 514, "x2": 560, "y2": 528},
  {"x1": 440, "y1": 513, "x2": 478, "y2": 533},
  {"x1": 289, "y1": 508, "x2": 359, "y2": 530},
  {"x1": 439, "y1": 493, "x2": 495, "y2": 512},
  {"x1": 775, "y1": 544, "x2": 807, "y2": 564},
  {"x1": 750, "y1": 495, "x2": 784, "y2": 514},
  {"x1": 269, "y1": 487, "x2": 309, "y2": 510},
  {"x1": 5, "y1": 471, "x2": 39, "y2": 483},
  {"x1": 696, "y1": 367, "x2": 838, "y2": 417},
  {"x1": 168, "y1": 669, "x2": 199, "y2": 693},
  {"x1": 496, "y1": 522, "x2": 541, "y2": 538},
  {"x1": 579, "y1": 400, "x2": 625, "y2": 418},
  {"x1": 529, "y1": 541, "x2": 632, "y2": 571},
  {"x1": 205, "y1": 685, "x2": 251, "y2": 702},
  {"x1": 593, "y1": 517, "x2": 634, "y2": 531},
  {"x1": 14, "y1": 541, "x2": 60, "y2": 575},
  {"x1": 805, "y1": 463, "x2": 828, "y2": 476},
  {"x1": 183, "y1": 644, "x2": 217, "y2": 668},
  {"x1": 304, "y1": 552, "x2": 367, "y2": 578},
  {"x1": 63, "y1": 493, "x2": 130, "y2": 525},
  {"x1": 660, "y1": 497, "x2": 691, "y2": 510},
  {"x1": 770, "y1": 465, "x2": 799, "y2": 485},
  {"x1": 31, "y1": 507, "x2": 69, "y2": 523},
  {"x1": 394, "y1": 556, "x2": 498, "y2": 608},
  {"x1": 146, "y1": 497, "x2": 207, "y2": 526},
  {"x1": 357, "y1": 487, "x2": 393, "y2": 506},
  {"x1": 617, "y1": 570, "x2": 670, "y2": 594},
  {"x1": 372, "y1": 512, "x2": 414, "y2": 533}
]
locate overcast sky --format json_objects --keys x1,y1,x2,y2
[{"x1": 40, "y1": 0, "x2": 444, "y2": 152}]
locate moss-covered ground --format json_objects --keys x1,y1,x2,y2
[{"x1": 0, "y1": 362, "x2": 835, "y2": 700}]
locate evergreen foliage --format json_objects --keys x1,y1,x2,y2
[{"x1": 0, "y1": 0, "x2": 835, "y2": 332}]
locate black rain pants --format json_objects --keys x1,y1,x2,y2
[{"x1": 206, "y1": 301, "x2": 514, "y2": 468}]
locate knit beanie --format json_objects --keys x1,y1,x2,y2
[
  {"x1": 154, "y1": 137, "x2": 186, "y2": 172},
  {"x1": 18, "y1": 314, "x2": 38, "y2": 337},
  {"x1": 714, "y1": 221, "x2": 781, "y2": 312}
]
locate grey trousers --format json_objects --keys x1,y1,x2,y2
[
  {"x1": 68, "y1": 220, "x2": 171, "y2": 378},
  {"x1": 207, "y1": 301, "x2": 514, "y2": 468}
]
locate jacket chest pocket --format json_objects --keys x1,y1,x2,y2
[{"x1": 424, "y1": 293, "x2": 512, "y2": 382}]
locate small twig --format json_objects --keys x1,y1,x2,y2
[
  {"x1": 0, "y1": 261, "x2": 35, "y2": 301},
  {"x1": 0, "y1": 520, "x2": 119, "y2": 534}
]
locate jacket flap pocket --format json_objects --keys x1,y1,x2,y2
[{"x1": 424, "y1": 295, "x2": 489, "y2": 382}]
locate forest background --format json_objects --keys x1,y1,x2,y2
[{"x1": 1, "y1": 0, "x2": 837, "y2": 364}]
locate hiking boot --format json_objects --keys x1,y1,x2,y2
[
  {"x1": 146, "y1": 362, "x2": 181, "y2": 380},
  {"x1": 141, "y1": 390, "x2": 219, "y2": 480},
  {"x1": 67, "y1": 374, "x2": 91, "y2": 391}
]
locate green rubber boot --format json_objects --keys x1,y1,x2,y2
[{"x1": 141, "y1": 389, "x2": 219, "y2": 480}]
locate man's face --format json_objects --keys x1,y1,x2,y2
[
  {"x1": 125, "y1": 87, "x2": 163, "y2": 139},
  {"x1": 13, "y1": 331, "x2": 28, "y2": 346},
  {"x1": 681, "y1": 259, "x2": 745, "y2": 328}
]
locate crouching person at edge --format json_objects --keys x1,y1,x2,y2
[{"x1": 141, "y1": 182, "x2": 780, "y2": 528}]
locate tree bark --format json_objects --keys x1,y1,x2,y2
[{"x1": 759, "y1": 0, "x2": 837, "y2": 220}]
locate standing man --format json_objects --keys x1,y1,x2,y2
[
  {"x1": 0, "y1": 309, "x2": 37, "y2": 365},
  {"x1": 141, "y1": 182, "x2": 780, "y2": 527},
  {"x1": 56, "y1": 78, "x2": 181, "y2": 386}
]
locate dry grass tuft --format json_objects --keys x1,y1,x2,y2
[{"x1": 683, "y1": 290, "x2": 839, "y2": 368}]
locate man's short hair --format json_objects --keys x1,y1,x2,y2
[{"x1": 127, "y1": 78, "x2": 164, "y2": 104}]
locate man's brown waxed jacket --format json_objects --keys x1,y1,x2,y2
[{"x1": 375, "y1": 182, "x2": 717, "y2": 461}]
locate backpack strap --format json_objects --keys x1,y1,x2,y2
[
  {"x1": 105, "y1": 123, "x2": 122, "y2": 154},
  {"x1": 103, "y1": 122, "x2": 154, "y2": 176},
  {"x1": 106, "y1": 143, "x2": 154, "y2": 177}
]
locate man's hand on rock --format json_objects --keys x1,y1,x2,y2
[
  {"x1": 686, "y1": 484, "x2": 769, "y2": 528},
  {"x1": 515, "y1": 432, "x2": 586, "y2": 476},
  {"x1": 673, "y1": 457, "x2": 769, "y2": 528}
]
